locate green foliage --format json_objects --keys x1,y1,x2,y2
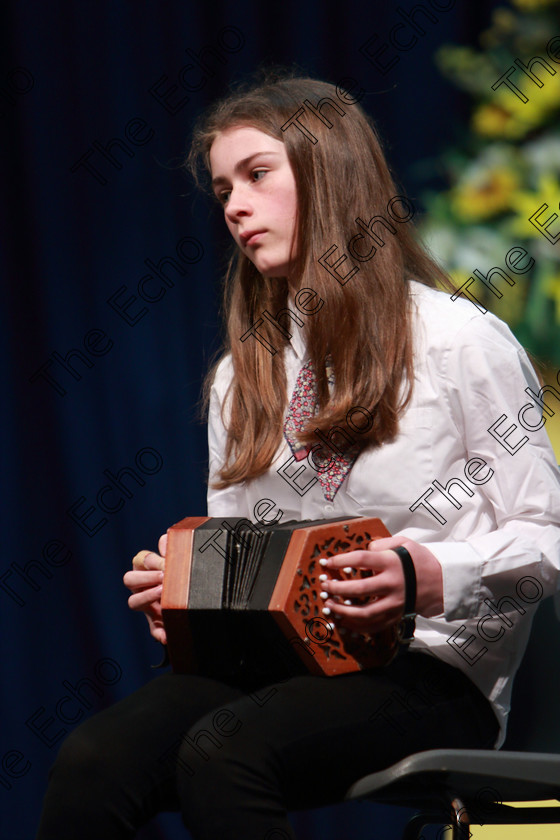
[{"x1": 419, "y1": 0, "x2": 560, "y2": 365}]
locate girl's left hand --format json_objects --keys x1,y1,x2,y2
[
  {"x1": 123, "y1": 534, "x2": 168, "y2": 644},
  {"x1": 318, "y1": 535, "x2": 444, "y2": 636}
]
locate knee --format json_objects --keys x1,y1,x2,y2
[
  {"x1": 176, "y1": 710, "x2": 288, "y2": 836},
  {"x1": 176, "y1": 709, "x2": 241, "y2": 781},
  {"x1": 176, "y1": 705, "x2": 278, "y2": 795},
  {"x1": 48, "y1": 717, "x2": 121, "y2": 789}
]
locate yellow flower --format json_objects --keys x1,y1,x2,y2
[
  {"x1": 503, "y1": 63, "x2": 560, "y2": 111},
  {"x1": 474, "y1": 64, "x2": 560, "y2": 139},
  {"x1": 472, "y1": 103, "x2": 533, "y2": 139},
  {"x1": 510, "y1": 174, "x2": 560, "y2": 237},
  {"x1": 451, "y1": 168, "x2": 520, "y2": 222}
]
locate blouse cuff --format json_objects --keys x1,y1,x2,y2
[{"x1": 425, "y1": 540, "x2": 483, "y2": 621}]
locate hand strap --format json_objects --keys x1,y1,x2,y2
[
  {"x1": 393, "y1": 545, "x2": 417, "y2": 646},
  {"x1": 151, "y1": 645, "x2": 170, "y2": 669}
]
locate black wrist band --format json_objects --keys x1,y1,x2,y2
[{"x1": 393, "y1": 545, "x2": 417, "y2": 645}]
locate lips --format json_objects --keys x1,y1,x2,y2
[{"x1": 240, "y1": 230, "x2": 266, "y2": 246}]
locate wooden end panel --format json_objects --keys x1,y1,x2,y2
[
  {"x1": 162, "y1": 516, "x2": 209, "y2": 674},
  {"x1": 269, "y1": 517, "x2": 398, "y2": 676},
  {"x1": 268, "y1": 609, "x2": 327, "y2": 676},
  {"x1": 162, "y1": 517, "x2": 209, "y2": 609}
]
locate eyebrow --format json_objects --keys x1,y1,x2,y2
[{"x1": 211, "y1": 151, "x2": 281, "y2": 188}]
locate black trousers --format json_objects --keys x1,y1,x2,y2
[{"x1": 35, "y1": 651, "x2": 499, "y2": 840}]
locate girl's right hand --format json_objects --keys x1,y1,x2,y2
[{"x1": 123, "y1": 533, "x2": 168, "y2": 644}]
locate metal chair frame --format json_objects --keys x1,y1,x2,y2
[
  {"x1": 345, "y1": 592, "x2": 560, "y2": 839},
  {"x1": 346, "y1": 748, "x2": 560, "y2": 839}
]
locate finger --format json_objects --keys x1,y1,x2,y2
[
  {"x1": 318, "y1": 549, "x2": 379, "y2": 570},
  {"x1": 320, "y1": 551, "x2": 404, "y2": 595},
  {"x1": 320, "y1": 580, "x2": 384, "y2": 607},
  {"x1": 319, "y1": 549, "x2": 400, "y2": 580},
  {"x1": 150, "y1": 624, "x2": 167, "y2": 644},
  {"x1": 323, "y1": 598, "x2": 403, "y2": 625},
  {"x1": 321, "y1": 598, "x2": 382, "y2": 621},
  {"x1": 158, "y1": 533, "x2": 168, "y2": 556},
  {"x1": 127, "y1": 587, "x2": 163, "y2": 612},
  {"x1": 317, "y1": 572, "x2": 375, "y2": 608},
  {"x1": 132, "y1": 549, "x2": 152, "y2": 570},
  {"x1": 145, "y1": 602, "x2": 163, "y2": 619},
  {"x1": 144, "y1": 552, "x2": 165, "y2": 572},
  {"x1": 127, "y1": 585, "x2": 163, "y2": 612},
  {"x1": 123, "y1": 570, "x2": 164, "y2": 589}
]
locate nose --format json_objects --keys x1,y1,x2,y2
[{"x1": 224, "y1": 184, "x2": 253, "y2": 223}]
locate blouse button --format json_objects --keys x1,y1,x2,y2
[{"x1": 324, "y1": 504, "x2": 334, "y2": 513}]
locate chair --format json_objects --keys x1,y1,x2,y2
[{"x1": 345, "y1": 594, "x2": 560, "y2": 839}]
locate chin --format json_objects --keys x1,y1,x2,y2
[
  {"x1": 254, "y1": 264, "x2": 284, "y2": 278},
  {"x1": 254, "y1": 259, "x2": 293, "y2": 279}
]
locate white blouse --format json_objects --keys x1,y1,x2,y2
[{"x1": 207, "y1": 280, "x2": 560, "y2": 747}]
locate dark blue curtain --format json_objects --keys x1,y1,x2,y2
[{"x1": 2, "y1": 2, "x2": 501, "y2": 837}]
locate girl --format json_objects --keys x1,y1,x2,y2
[{"x1": 36, "y1": 73, "x2": 560, "y2": 840}]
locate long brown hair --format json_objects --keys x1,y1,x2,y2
[{"x1": 186, "y1": 72, "x2": 453, "y2": 488}]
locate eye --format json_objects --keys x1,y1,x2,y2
[
  {"x1": 216, "y1": 189, "x2": 231, "y2": 205},
  {"x1": 215, "y1": 169, "x2": 268, "y2": 205}
]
